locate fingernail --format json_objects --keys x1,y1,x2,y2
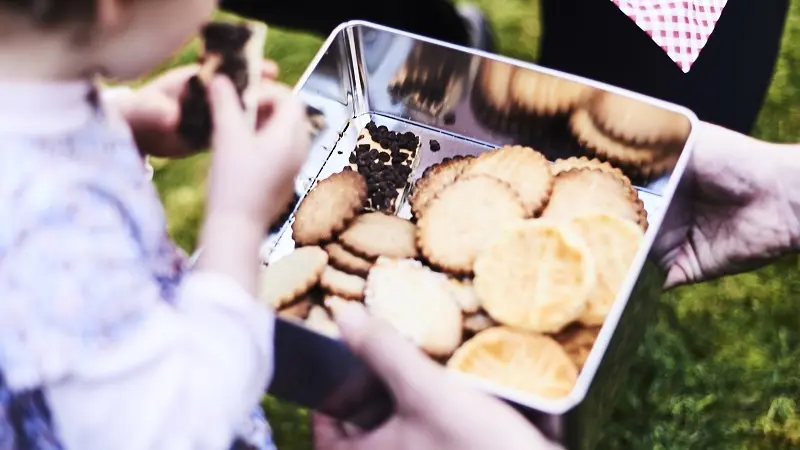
[{"x1": 332, "y1": 301, "x2": 368, "y2": 331}]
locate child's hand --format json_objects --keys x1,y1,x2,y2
[
  {"x1": 205, "y1": 75, "x2": 310, "y2": 229},
  {"x1": 115, "y1": 61, "x2": 280, "y2": 159}
]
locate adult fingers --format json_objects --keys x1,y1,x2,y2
[{"x1": 330, "y1": 302, "x2": 446, "y2": 411}]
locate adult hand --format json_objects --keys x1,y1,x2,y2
[
  {"x1": 312, "y1": 302, "x2": 562, "y2": 450},
  {"x1": 112, "y1": 60, "x2": 280, "y2": 159},
  {"x1": 656, "y1": 121, "x2": 800, "y2": 288}
]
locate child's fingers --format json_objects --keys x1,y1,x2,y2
[
  {"x1": 255, "y1": 82, "x2": 307, "y2": 136},
  {"x1": 261, "y1": 60, "x2": 280, "y2": 80},
  {"x1": 209, "y1": 76, "x2": 247, "y2": 148}
]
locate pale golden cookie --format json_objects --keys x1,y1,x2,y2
[
  {"x1": 474, "y1": 220, "x2": 595, "y2": 333},
  {"x1": 540, "y1": 168, "x2": 648, "y2": 231},
  {"x1": 305, "y1": 306, "x2": 340, "y2": 338},
  {"x1": 258, "y1": 246, "x2": 329, "y2": 309},
  {"x1": 554, "y1": 325, "x2": 601, "y2": 370},
  {"x1": 509, "y1": 69, "x2": 592, "y2": 115},
  {"x1": 550, "y1": 156, "x2": 632, "y2": 189},
  {"x1": 567, "y1": 214, "x2": 644, "y2": 326},
  {"x1": 460, "y1": 146, "x2": 553, "y2": 217},
  {"x1": 325, "y1": 242, "x2": 374, "y2": 277},
  {"x1": 448, "y1": 327, "x2": 578, "y2": 399},
  {"x1": 319, "y1": 266, "x2": 366, "y2": 300},
  {"x1": 588, "y1": 92, "x2": 691, "y2": 145},
  {"x1": 409, "y1": 156, "x2": 475, "y2": 218},
  {"x1": 417, "y1": 175, "x2": 526, "y2": 276},
  {"x1": 478, "y1": 59, "x2": 516, "y2": 111},
  {"x1": 365, "y1": 258, "x2": 463, "y2": 357},
  {"x1": 338, "y1": 212, "x2": 418, "y2": 259},
  {"x1": 463, "y1": 313, "x2": 497, "y2": 336},
  {"x1": 292, "y1": 171, "x2": 368, "y2": 246},
  {"x1": 447, "y1": 278, "x2": 481, "y2": 314}
]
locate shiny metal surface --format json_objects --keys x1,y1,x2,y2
[{"x1": 264, "y1": 21, "x2": 699, "y2": 448}]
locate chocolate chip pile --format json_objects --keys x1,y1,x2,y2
[{"x1": 345, "y1": 121, "x2": 420, "y2": 212}]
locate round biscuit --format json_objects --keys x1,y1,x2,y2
[
  {"x1": 409, "y1": 156, "x2": 475, "y2": 218},
  {"x1": 474, "y1": 221, "x2": 595, "y2": 333},
  {"x1": 320, "y1": 265, "x2": 366, "y2": 300},
  {"x1": 588, "y1": 92, "x2": 691, "y2": 145},
  {"x1": 550, "y1": 156, "x2": 632, "y2": 189},
  {"x1": 338, "y1": 212, "x2": 418, "y2": 259},
  {"x1": 365, "y1": 258, "x2": 463, "y2": 357},
  {"x1": 325, "y1": 242, "x2": 374, "y2": 277},
  {"x1": 540, "y1": 168, "x2": 648, "y2": 230},
  {"x1": 478, "y1": 59, "x2": 515, "y2": 111},
  {"x1": 292, "y1": 171, "x2": 368, "y2": 246},
  {"x1": 305, "y1": 306, "x2": 341, "y2": 339},
  {"x1": 460, "y1": 145, "x2": 554, "y2": 217},
  {"x1": 258, "y1": 246, "x2": 329, "y2": 309},
  {"x1": 509, "y1": 69, "x2": 592, "y2": 115},
  {"x1": 417, "y1": 175, "x2": 526, "y2": 276},
  {"x1": 447, "y1": 327, "x2": 578, "y2": 399}
]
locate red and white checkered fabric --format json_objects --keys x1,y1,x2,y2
[{"x1": 611, "y1": 0, "x2": 728, "y2": 72}]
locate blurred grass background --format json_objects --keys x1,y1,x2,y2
[{"x1": 148, "y1": 1, "x2": 800, "y2": 448}]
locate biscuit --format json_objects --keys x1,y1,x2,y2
[
  {"x1": 325, "y1": 242, "x2": 374, "y2": 277},
  {"x1": 409, "y1": 156, "x2": 475, "y2": 218},
  {"x1": 474, "y1": 221, "x2": 595, "y2": 333},
  {"x1": 447, "y1": 327, "x2": 578, "y2": 399},
  {"x1": 305, "y1": 306, "x2": 341, "y2": 339},
  {"x1": 338, "y1": 212, "x2": 418, "y2": 260},
  {"x1": 509, "y1": 69, "x2": 591, "y2": 115},
  {"x1": 460, "y1": 146, "x2": 553, "y2": 217},
  {"x1": 570, "y1": 108, "x2": 680, "y2": 177},
  {"x1": 417, "y1": 176, "x2": 526, "y2": 276},
  {"x1": 277, "y1": 298, "x2": 313, "y2": 322},
  {"x1": 319, "y1": 266, "x2": 366, "y2": 300},
  {"x1": 588, "y1": 92, "x2": 691, "y2": 146},
  {"x1": 540, "y1": 168, "x2": 648, "y2": 231},
  {"x1": 463, "y1": 312, "x2": 497, "y2": 336},
  {"x1": 447, "y1": 278, "x2": 481, "y2": 314},
  {"x1": 478, "y1": 59, "x2": 516, "y2": 112},
  {"x1": 554, "y1": 325, "x2": 600, "y2": 370},
  {"x1": 258, "y1": 246, "x2": 329, "y2": 309},
  {"x1": 349, "y1": 122, "x2": 421, "y2": 213},
  {"x1": 292, "y1": 171, "x2": 368, "y2": 246},
  {"x1": 365, "y1": 258, "x2": 463, "y2": 357},
  {"x1": 550, "y1": 156, "x2": 632, "y2": 189},
  {"x1": 567, "y1": 214, "x2": 644, "y2": 326}
]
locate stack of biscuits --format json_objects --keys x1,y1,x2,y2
[
  {"x1": 471, "y1": 61, "x2": 691, "y2": 180},
  {"x1": 257, "y1": 128, "x2": 649, "y2": 402}
]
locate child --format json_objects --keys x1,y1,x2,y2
[{"x1": 0, "y1": 0, "x2": 309, "y2": 449}]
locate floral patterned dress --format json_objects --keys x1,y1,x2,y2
[{"x1": 0, "y1": 81, "x2": 276, "y2": 450}]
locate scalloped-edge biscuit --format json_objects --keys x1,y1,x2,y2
[
  {"x1": 319, "y1": 265, "x2": 365, "y2": 300},
  {"x1": 448, "y1": 278, "x2": 481, "y2": 314},
  {"x1": 447, "y1": 327, "x2": 578, "y2": 399},
  {"x1": 551, "y1": 156, "x2": 632, "y2": 189},
  {"x1": 292, "y1": 171, "x2": 368, "y2": 246},
  {"x1": 540, "y1": 168, "x2": 648, "y2": 231},
  {"x1": 365, "y1": 258, "x2": 463, "y2": 357},
  {"x1": 325, "y1": 242, "x2": 374, "y2": 277},
  {"x1": 509, "y1": 69, "x2": 592, "y2": 115},
  {"x1": 417, "y1": 175, "x2": 526, "y2": 276},
  {"x1": 460, "y1": 146, "x2": 553, "y2": 217},
  {"x1": 477, "y1": 59, "x2": 516, "y2": 112},
  {"x1": 258, "y1": 246, "x2": 329, "y2": 309},
  {"x1": 409, "y1": 156, "x2": 475, "y2": 218},
  {"x1": 588, "y1": 92, "x2": 691, "y2": 146},
  {"x1": 554, "y1": 325, "x2": 601, "y2": 370},
  {"x1": 474, "y1": 220, "x2": 595, "y2": 333},
  {"x1": 277, "y1": 298, "x2": 313, "y2": 322},
  {"x1": 338, "y1": 212, "x2": 418, "y2": 260}
]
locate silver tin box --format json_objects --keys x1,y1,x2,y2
[{"x1": 263, "y1": 21, "x2": 699, "y2": 449}]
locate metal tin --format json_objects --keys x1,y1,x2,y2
[{"x1": 262, "y1": 21, "x2": 699, "y2": 449}]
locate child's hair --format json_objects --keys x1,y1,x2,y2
[{"x1": 1, "y1": 0, "x2": 96, "y2": 27}]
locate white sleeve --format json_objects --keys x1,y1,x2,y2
[{"x1": 0, "y1": 184, "x2": 274, "y2": 450}]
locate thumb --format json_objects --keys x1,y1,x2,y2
[
  {"x1": 331, "y1": 302, "x2": 444, "y2": 410},
  {"x1": 208, "y1": 76, "x2": 248, "y2": 148}
]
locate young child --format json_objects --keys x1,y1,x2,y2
[{"x1": 0, "y1": 1, "x2": 309, "y2": 449}]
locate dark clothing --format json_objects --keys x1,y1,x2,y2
[
  {"x1": 224, "y1": 0, "x2": 789, "y2": 135},
  {"x1": 222, "y1": 0, "x2": 471, "y2": 46}
]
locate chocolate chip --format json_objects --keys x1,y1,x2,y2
[
  {"x1": 358, "y1": 144, "x2": 370, "y2": 153},
  {"x1": 343, "y1": 166, "x2": 353, "y2": 171},
  {"x1": 377, "y1": 125, "x2": 388, "y2": 134},
  {"x1": 378, "y1": 152, "x2": 391, "y2": 162},
  {"x1": 370, "y1": 161, "x2": 384, "y2": 171},
  {"x1": 337, "y1": 150, "x2": 343, "y2": 155},
  {"x1": 373, "y1": 192, "x2": 385, "y2": 205},
  {"x1": 368, "y1": 148, "x2": 379, "y2": 159},
  {"x1": 358, "y1": 134, "x2": 365, "y2": 140},
  {"x1": 394, "y1": 177, "x2": 406, "y2": 188},
  {"x1": 377, "y1": 139, "x2": 389, "y2": 149},
  {"x1": 430, "y1": 140, "x2": 441, "y2": 152},
  {"x1": 393, "y1": 152, "x2": 408, "y2": 163},
  {"x1": 358, "y1": 165, "x2": 369, "y2": 175},
  {"x1": 348, "y1": 153, "x2": 357, "y2": 163},
  {"x1": 443, "y1": 112, "x2": 456, "y2": 125}
]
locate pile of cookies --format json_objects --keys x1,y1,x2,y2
[
  {"x1": 472, "y1": 60, "x2": 690, "y2": 178},
  {"x1": 258, "y1": 140, "x2": 646, "y2": 402}
]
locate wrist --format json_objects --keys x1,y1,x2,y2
[
  {"x1": 770, "y1": 142, "x2": 800, "y2": 251},
  {"x1": 196, "y1": 213, "x2": 265, "y2": 295}
]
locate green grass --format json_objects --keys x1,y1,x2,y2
[{"x1": 151, "y1": 2, "x2": 800, "y2": 448}]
